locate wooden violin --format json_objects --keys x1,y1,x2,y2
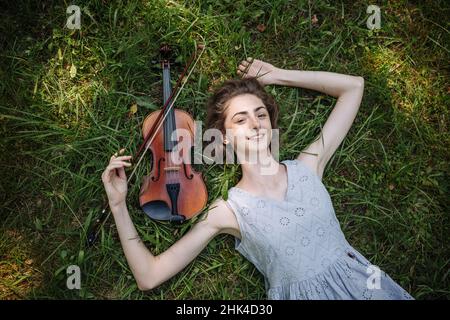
[
  {"x1": 138, "y1": 44, "x2": 207, "y2": 222},
  {"x1": 87, "y1": 43, "x2": 207, "y2": 246}
]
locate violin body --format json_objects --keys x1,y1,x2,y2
[
  {"x1": 139, "y1": 45, "x2": 207, "y2": 222},
  {"x1": 139, "y1": 109, "x2": 207, "y2": 222}
]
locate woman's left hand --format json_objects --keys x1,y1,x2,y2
[
  {"x1": 237, "y1": 58, "x2": 278, "y2": 86},
  {"x1": 101, "y1": 148, "x2": 132, "y2": 210}
]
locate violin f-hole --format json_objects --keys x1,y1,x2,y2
[
  {"x1": 151, "y1": 157, "x2": 165, "y2": 182},
  {"x1": 183, "y1": 162, "x2": 194, "y2": 180}
]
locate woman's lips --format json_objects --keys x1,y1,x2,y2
[{"x1": 247, "y1": 133, "x2": 265, "y2": 140}]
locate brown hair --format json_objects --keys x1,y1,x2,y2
[{"x1": 206, "y1": 77, "x2": 280, "y2": 134}]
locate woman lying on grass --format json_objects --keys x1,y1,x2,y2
[{"x1": 101, "y1": 58, "x2": 414, "y2": 300}]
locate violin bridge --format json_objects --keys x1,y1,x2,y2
[{"x1": 164, "y1": 166, "x2": 181, "y2": 172}]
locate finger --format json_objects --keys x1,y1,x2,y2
[
  {"x1": 110, "y1": 163, "x2": 132, "y2": 171},
  {"x1": 110, "y1": 160, "x2": 132, "y2": 167},
  {"x1": 247, "y1": 57, "x2": 254, "y2": 63},
  {"x1": 110, "y1": 155, "x2": 132, "y2": 162},
  {"x1": 107, "y1": 162, "x2": 131, "y2": 170},
  {"x1": 109, "y1": 157, "x2": 132, "y2": 166},
  {"x1": 116, "y1": 166, "x2": 126, "y2": 180},
  {"x1": 239, "y1": 64, "x2": 252, "y2": 76},
  {"x1": 240, "y1": 60, "x2": 249, "y2": 67},
  {"x1": 102, "y1": 165, "x2": 119, "y2": 183},
  {"x1": 243, "y1": 61, "x2": 252, "y2": 73},
  {"x1": 110, "y1": 149, "x2": 126, "y2": 161},
  {"x1": 237, "y1": 69, "x2": 245, "y2": 78},
  {"x1": 238, "y1": 64, "x2": 248, "y2": 72},
  {"x1": 105, "y1": 163, "x2": 129, "y2": 176}
]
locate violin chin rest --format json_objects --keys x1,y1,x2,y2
[{"x1": 141, "y1": 201, "x2": 186, "y2": 223}]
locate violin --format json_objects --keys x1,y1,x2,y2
[
  {"x1": 87, "y1": 43, "x2": 207, "y2": 246},
  {"x1": 138, "y1": 44, "x2": 208, "y2": 222}
]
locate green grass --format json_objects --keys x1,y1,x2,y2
[{"x1": 1, "y1": 0, "x2": 448, "y2": 299}]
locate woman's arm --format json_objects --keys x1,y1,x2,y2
[
  {"x1": 237, "y1": 57, "x2": 363, "y2": 96},
  {"x1": 273, "y1": 69, "x2": 364, "y2": 177},
  {"x1": 237, "y1": 58, "x2": 364, "y2": 178},
  {"x1": 110, "y1": 201, "x2": 228, "y2": 290},
  {"x1": 271, "y1": 69, "x2": 363, "y2": 98},
  {"x1": 102, "y1": 150, "x2": 234, "y2": 290}
]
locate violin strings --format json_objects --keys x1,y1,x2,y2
[
  {"x1": 127, "y1": 44, "x2": 206, "y2": 184},
  {"x1": 89, "y1": 44, "x2": 206, "y2": 246}
]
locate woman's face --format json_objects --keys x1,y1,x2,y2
[{"x1": 223, "y1": 93, "x2": 273, "y2": 156}]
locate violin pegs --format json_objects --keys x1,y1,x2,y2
[{"x1": 160, "y1": 44, "x2": 171, "y2": 57}]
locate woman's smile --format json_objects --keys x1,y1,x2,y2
[{"x1": 247, "y1": 133, "x2": 265, "y2": 140}]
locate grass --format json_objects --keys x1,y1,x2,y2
[{"x1": 0, "y1": 0, "x2": 449, "y2": 299}]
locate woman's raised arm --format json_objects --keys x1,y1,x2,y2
[{"x1": 237, "y1": 58, "x2": 364, "y2": 179}]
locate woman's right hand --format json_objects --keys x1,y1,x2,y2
[
  {"x1": 237, "y1": 57, "x2": 278, "y2": 86},
  {"x1": 101, "y1": 148, "x2": 132, "y2": 209}
]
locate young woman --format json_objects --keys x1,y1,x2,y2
[{"x1": 101, "y1": 58, "x2": 414, "y2": 300}]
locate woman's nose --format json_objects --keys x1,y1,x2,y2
[{"x1": 249, "y1": 116, "x2": 261, "y2": 130}]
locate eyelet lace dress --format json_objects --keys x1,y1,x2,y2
[{"x1": 225, "y1": 159, "x2": 414, "y2": 300}]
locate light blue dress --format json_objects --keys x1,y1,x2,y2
[{"x1": 225, "y1": 159, "x2": 414, "y2": 300}]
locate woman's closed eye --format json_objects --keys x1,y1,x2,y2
[{"x1": 235, "y1": 114, "x2": 266, "y2": 124}]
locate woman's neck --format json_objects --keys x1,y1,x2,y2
[{"x1": 236, "y1": 151, "x2": 285, "y2": 193}]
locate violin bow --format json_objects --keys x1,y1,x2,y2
[{"x1": 86, "y1": 43, "x2": 206, "y2": 247}]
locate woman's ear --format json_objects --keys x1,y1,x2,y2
[{"x1": 221, "y1": 131, "x2": 229, "y2": 145}]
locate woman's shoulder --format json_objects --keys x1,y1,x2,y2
[
  {"x1": 204, "y1": 198, "x2": 240, "y2": 238},
  {"x1": 284, "y1": 157, "x2": 323, "y2": 181}
]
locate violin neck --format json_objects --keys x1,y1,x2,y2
[{"x1": 162, "y1": 61, "x2": 177, "y2": 152}]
